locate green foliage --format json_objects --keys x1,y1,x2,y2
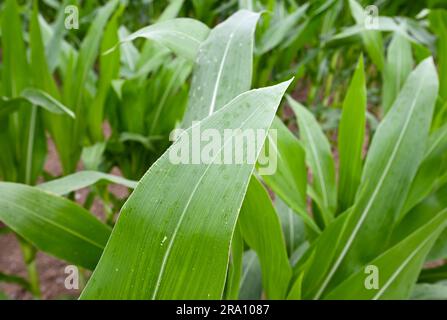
[{"x1": 0, "y1": 0, "x2": 446, "y2": 301}]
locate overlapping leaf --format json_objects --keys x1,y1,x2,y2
[
  {"x1": 81, "y1": 80, "x2": 291, "y2": 299},
  {"x1": 0, "y1": 183, "x2": 111, "y2": 269},
  {"x1": 182, "y1": 10, "x2": 260, "y2": 127}
]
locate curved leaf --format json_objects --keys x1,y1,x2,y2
[
  {"x1": 239, "y1": 250, "x2": 263, "y2": 300},
  {"x1": 257, "y1": 4, "x2": 309, "y2": 54},
  {"x1": 116, "y1": 18, "x2": 210, "y2": 61},
  {"x1": 239, "y1": 176, "x2": 291, "y2": 299},
  {"x1": 260, "y1": 117, "x2": 318, "y2": 232},
  {"x1": 37, "y1": 171, "x2": 137, "y2": 195},
  {"x1": 337, "y1": 56, "x2": 366, "y2": 213},
  {"x1": 182, "y1": 10, "x2": 260, "y2": 127},
  {"x1": 411, "y1": 283, "x2": 447, "y2": 300},
  {"x1": 402, "y1": 123, "x2": 447, "y2": 215},
  {"x1": 21, "y1": 88, "x2": 74, "y2": 118},
  {"x1": 81, "y1": 80, "x2": 292, "y2": 299},
  {"x1": 309, "y1": 57, "x2": 439, "y2": 299},
  {"x1": 287, "y1": 96, "x2": 337, "y2": 227},
  {"x1": 0, "y1": 182, "x2": 111, "y2": 269},
  {"x1": 382, "y1": 33, "x2": 413, "y2": 114},
  {"x1": 324, "y1": 208, "x2": 447, "y2": 299}
]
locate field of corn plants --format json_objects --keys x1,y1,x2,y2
[{"x1": 0, "y1": 0, "x2": 446, "y2": 302}]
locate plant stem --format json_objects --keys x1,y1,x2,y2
[{"x1": 17, "y1": 236, "x2": 41, "y2": 298}]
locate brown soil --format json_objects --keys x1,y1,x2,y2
[{"x1": 0, "y1": 233, "x2": 80, "y2": 300}]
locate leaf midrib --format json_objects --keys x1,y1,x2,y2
[
  {"x1": 151, "y1": 99, "x2": 268, "y2": 298},
  {"x1": 1, "y1": 194, "x2": 106, "y2": 250}
]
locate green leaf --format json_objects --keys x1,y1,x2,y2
[
  {"x1": 116, "y1": 18, "x2": 210, "y2": 61},
  {"x1": 0, "y1": 271, "x2": 31, "y2": 292},
  {"x1": 337, "y1": 56, "x2": 366, "y2": 213},
  {"x1": 30, "y1": 0, "x2": 59, "y2": 97},
  {"x1": 224, "y1": 223, "x2": 244, "y2": 299},
  {"x1": 20, "y1": 89, "x2": 74, "y2": 118},
  {"x1": 260, "y1": 117, "x2": 318, "y2": 233},
  {"x1": 411, "y1": 282, "x2": 447, "y2": 300},
  {"x1": 0, "y1": 96, "x2": 26, "y2": 119},
  {"x1": 348, "y1": 0, "x2": 384, "y2": 70},
  {"x1": 0, "y1": 0, "x2": 30, "y2": 181},
  {"x1": 290, "y1": 211, "x2": 348, "y2": 299},
  {"x1": 37, "y1": 171, "x2": 137, "y2": 195},
  {"x1": 382, "y1": 33, "x2": 413, "y2": 114},
  {"x1": 419, "y1": 264, "x2": 447, "y2": 284},
  {"x1": 0, "y1": 89, "x2": 73, "y2": 119},
  {"x1": 307, "y1": 57, "x2": 439, "y2": 299},
  {"x1": 287, "y1": 272, "x2": 304, "y2": 300},
  {"x1": 0, "y1": 291, "x2": 9, "y2": 300},
  {"x1": 429, "y1": 10, "x2": 447, "y2": 103},
  {"x1": 45, "y1": 0, "x2": 73, "y2": 73},
  {"x1": 57, "y1": 0, "x2": 118, "y2": 174},
  {"x1": 182, "y1": 10, "x2": 261, "y2": 128},
  {"x1": 80, "y1": 80, "x2": 292, "y2": 299},
  {"x1": 239, "y1": 250, "x2": 263, "y2": 300},
  {"x1": 257, "y1": 4, "x2": 309, "y2": 54},
  {"x1": 0, "y1": 182, "x2": 111, "y2": 269},
  {"x1": 88, "y1": 7, "x2": 122, "y2": 141},
  {"x1": 287, "y1": 96, "x2": 337, "y2": 227},
  {"x1": 1, "y1": 0, "x2": 29, "y2": 97},
  {"x1": 394, "y1": 184, "x2": 447, "y2": 262},
  {"x1": 275, "y1": 197, "x2": 307, "y2": 258},
  {"x1": 70, "y1": 0, "x2": 119, "y2": 111},
  {"x1": 239, "y1": 176, "x2": 291, "y2": 299},
  {"x1": 158, "y1": 0, "x2": 185, "y2": 22},
  {"x1": 402, "y1": 123, "x2": 447, "y2": 215},
  {"x1": 324, "y1": 208, "x2": 447, "y2": 299}
]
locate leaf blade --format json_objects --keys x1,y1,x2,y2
[{"x1": 81, "y1": 80, "x2": 292, "y2": 299}]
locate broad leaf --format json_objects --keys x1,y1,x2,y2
[
  {"x1": 257, "y1": 4, "x2": 309, "y2": 54},
  {"x1": 182, "y1": 10, "x2": 261, "y2": 127},
  {"x1": 81, "y1": 80, "x2": 292, "y2": 299},
  {"x1": 411, "y1": 282, "x2": 447, "y2": 300},
  {"x1": 224, "y1": 223, "x2": 244, "y2": 299},
  {"x1": 402, "y1": 123, "x2": 447, "y2": 215},
  {"x1": 37, "y1": 171, "x2": 137, "y2": 195},
  {"x1": 306, "y1": 58, "x2": 439, "y2": 299},
  {"x1": 324, "y1": 208, "x2": 447, "y2": 299},
  {"x1": 382, "y1": 33, "x2": 413, "y2": 114},
  {"x1": 0, "y1": 182, "x2": 111, "y2": 269},
  {"x1": 260, "y1": 117, "x2": 318, "y2": 232},
  {"x1": 117, "y1": 18, "x2": 210, "y2": 61},
  {"x1": 239, "y1": 176, "x2": 291, "y2": 299},
  {"x1": 20, "y1": 89, "x2": 74, "y2": 118},
  {"x1": 337, "y1": 56, "x2": 366, "y2": 213},
  {"x1": 239, "y1": 250, "x2": 263, "y2": 300},
  {"x1": 287, "y1": 96, "x2": 337, "y2": 227},
  {"x1": 275, "y1": 197, "x2": 307, "y2": 257}
]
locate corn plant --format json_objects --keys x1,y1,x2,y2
[{"x1": 1, "y1": 1, "x2": 447, "y2": 300}]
